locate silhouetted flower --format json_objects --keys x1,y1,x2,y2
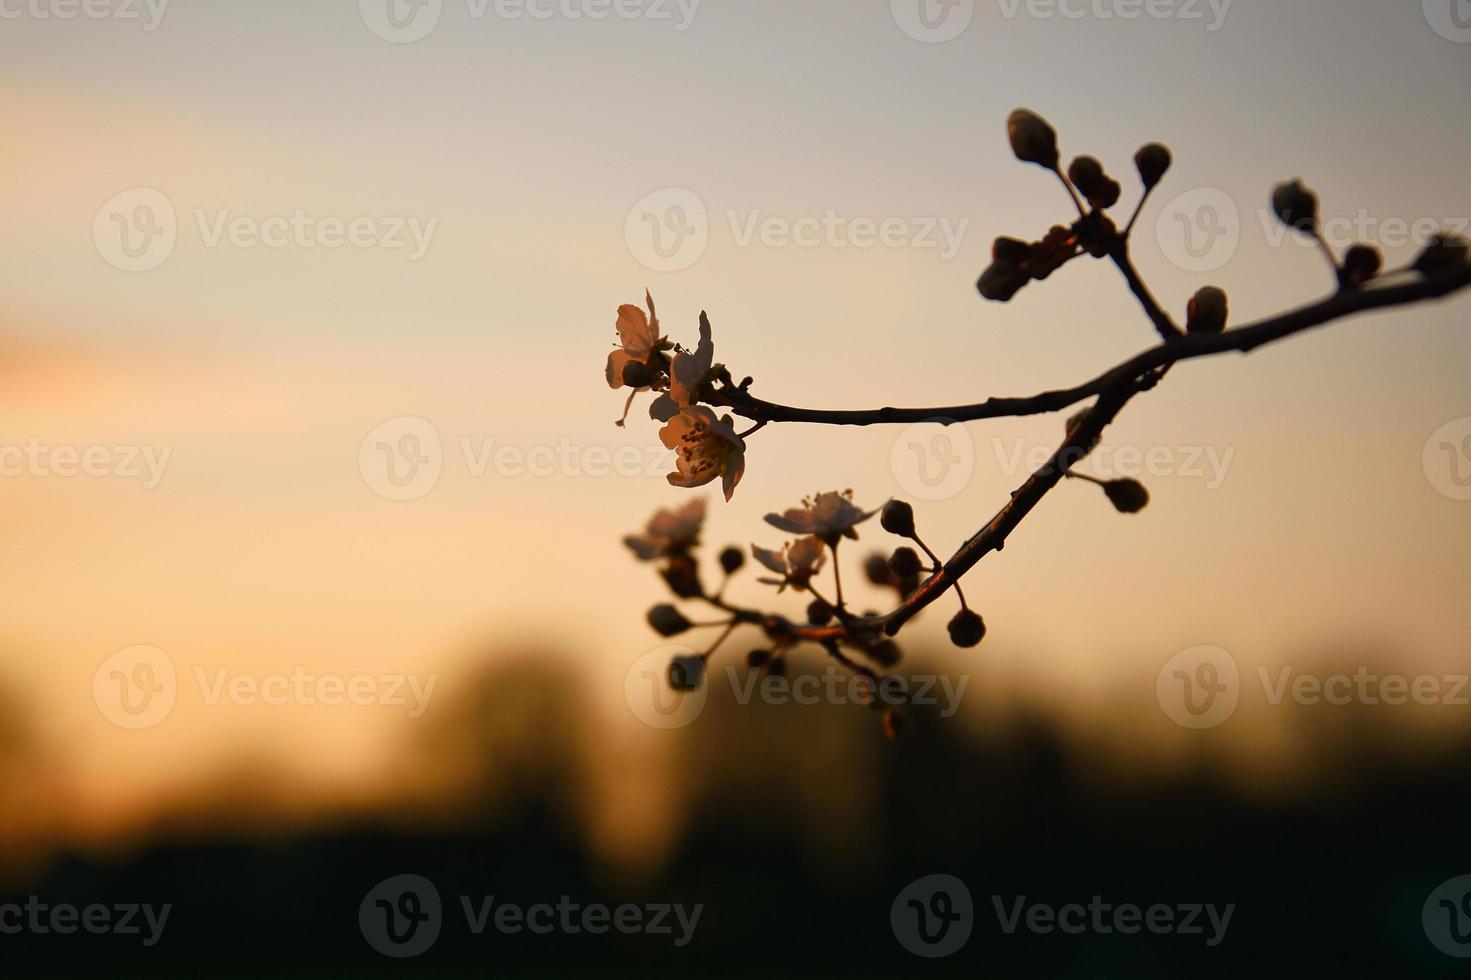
[
  {"x1": 660, "y1": 406, "x2": 747, "y2": 501},
  {"x1": 624, "y1": 498, "x2": 706, "y2": 561},
  {"x1": 765, "y1": 491, "x2": 876, "y2": 544},
  {"x1": 606, "y1": 291, "x2": 669, "y2": 390},
  {"x1": 650, "y1": 312, "x2": 717, "y2": 422},
  {"x1": 752, "y1": 536, "x2": 826, "y2": 592}
]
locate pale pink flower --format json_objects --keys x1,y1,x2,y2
[{"x1": 659, "y1": 406, "x2": 746, "y2": 501}]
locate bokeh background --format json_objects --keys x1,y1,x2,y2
[{"x1": 1, "y1": 0, "x2": 1469, "y2": 974}]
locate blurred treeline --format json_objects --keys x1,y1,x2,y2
[{"x1": 0, "y1": 652, "x2": 1467, "y2": 978}]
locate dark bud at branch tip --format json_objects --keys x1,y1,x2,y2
[
  {"x1": 993, "y1": 236, "x2": 1031, "y2": 265},
  {"x1": 948, "y1": 609, "x2": 987, "y2": 649},
  {"x1": 1067, "y1": 156, "x2": 1121, "y2": 210},
  {"x1": 667, "y1": 655, "x2": 705, "y2": 692},
  {"x1": 648, "y1": 604, "x2": 692, "y2": 637},
  {"x1": 719, "y1": 546, "x2": 745, "y2": 575},
  {"x1": 807, "y1": 598, "x2": 835, "y2": 626},
  {"x1": 1186, "y1": 286, "x2": 1229, "y2": 334},
  {"x1": 1134, "y1": 143, "x2": 1172, "y2": 190},
  {"x1": 1413, "y1": 233, "x2": 1469, "y2": 276},
  {"x1": 1104, "y1": 479, "x2": 1150, "y2": 514},
  {"x1": 1007, "y1": 108, "x2": 1059, "y2": 170},
  {"x1": 864, "y1": 553, "x2": 893, "y2": 586},
  {"x1": 747, "y1": 649, "x2": 772, "y2": 669},
  {"x1": 881, "y1": 499, "x2": 917, "y2": 538},
  {"x1": 889, "y1": 547, "x2": 923, "y2": 579},
  {"x1": 1340, "y1": 244, "x2": 1382, "y2": 288},
  {"x1": 978, "y1": 261, "x2": 1030, "y2": 303},
  {"x1": 1271, "y1": 179, "x2": 1319, "y2": 235}
]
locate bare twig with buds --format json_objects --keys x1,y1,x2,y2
[{"x1": 606, "y1": 108, "x2": 1471, "y2": 734}]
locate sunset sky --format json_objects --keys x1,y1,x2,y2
[{"x1": 1, "y1": 0, "x2": 1469, "y2": 861}]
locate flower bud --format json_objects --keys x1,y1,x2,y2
[
  {"x1": 881, "y1": 499, "x2": 917, "y2": 538},
  {"x1": 667, "y1": 654, "x2": 705, "y2": 692},
  {"x1": 1103, "y1": 479, "x2": 1150, "y2": 514},
  {"x1": 977, "y1": 261, "x2": 1030, "y2": 303},
  {"x1": 993, "y1": 236, "x2": 1031, "y2": 265},
  {"x1": 1413, "y1": 233, "x2": 1469, "y2": 275},
  {"x1": 948, "y1": 609, "x2": 987, "y2": 648},
  {"x1": 807, "y1": 598, "x2": 835, "y2": 626},
  {"x1": 719, "y1": 546, "x2": 745, "y2": 575},
  {"x1": 889, "y1": 547, "x2": 923, "y2": 578},
  {"x1": 1007, "y1": 108, "x2": 1059, "y2": 170},
  {"x1": 1271, "y1": 179, "x2": 1318, "y2": 234},
  {"x1": 1340, "y1": 244, "x2": 1382, "y2": 288},
  {"x1": 1134, "y1": 143, "x2": 1172, "y2": 190},
  {"x1": 867, "y1": 640, "x2": 903, "y2": 668},
  {"x1": 747, "y1": 649, "x2": 772, "y2": 669},
  {"x1": 1067, "y1": 156, "x2": 1121, "y2": 210},
  {"x1": 647, "y1": 604, "x2": 693, "y2": 637},
  {"x1": 864, "y1": 552, "x2": 893, "y2": 586},
  {"x1": 1186, "y1": 286, "x2": 1229, "y2": 334}
]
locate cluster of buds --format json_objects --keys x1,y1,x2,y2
[{"x1": 978, "y1": 109, "x2": 1171, "y2": 304}]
